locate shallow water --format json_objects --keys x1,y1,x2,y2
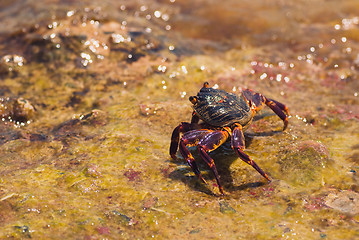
[{"x1": 0, "y1": 0, "x2": 359, "y2": 239}]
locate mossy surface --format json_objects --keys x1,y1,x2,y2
[{"x1": 1, "y1": 0, "x2": 359, "y2": 239}]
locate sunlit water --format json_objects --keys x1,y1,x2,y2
[{"x1": 0, "y1": 0, "x2": 359, "y2": 239}]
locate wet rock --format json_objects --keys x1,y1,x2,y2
[
  {"x1": 13, "y1": 225, "x2": 31, "y2": 238},
  {"x1": 320, "y1": 233, "x2": 327, "y2": 238},
  {"x1": 80, "y1": 109, "x2": 108, "y2": 126},
  {"x1": 0, "y1": 54, "x2": 26, "y2": 75},
  {"x1": 2, "y1": 7, "x2": 168, "y2": 70},
  {"x1": 0, "y1": 86, "x2": 11, "y2": 96},
  {"x1": 96, "y1": 226, "x2": 110, "y2": 235},
  {"x1": 109, "y1": 27, "x2": 163, "y2": 63},
  {"x1": 303, "y1": 196, "x2": 326, "y2": 211},
  {"x1": 106, "y1": 210, "x2": 137, "y2": 226},
  {"x1": 189, "y1": 229, "x2": 201, "y2": 234},
  {"x1": 219, "y1": 199, "x2": 236, "y2": 214},
  {"x1": 324, "y1": 190, "x2": 359, "y2": 216},
  {"x1": 3, "y1": 11, "x2": 104, "y2": 66},
  {"x1": 296, "y1": 140, "x2": 330, "y2": 159},
  {"x1": 29, "y1": 133, "x2": 48, "y2": 142},
  {"x1": 0, "y1": 97, "x2": 35, "y2": 123},
  {"x1": 139, "y1": 103, "x2": 163, "y2": 116},
  {"x1": 124, "y1": 168, "x2": 141, "y2": 181},
  {"x1": 0, "y1": 126, "x2": 24, "y2": 145},
  {"x1": 84, "y1": 164, "x2": 102, "y2": 178},
  {"x1": 66, "y1": 88, "x2": 89, "y2": 108},
  {"x1": 111, "y1": 210, "x2": 131, "y2": 224},
  {"x1": 348, "y1": 151, "x2": 359, "y2": 164},
  {"x1": 277, "y1": 140, "x2": 329, "y2": 186},
  {"x1": 303, "y1": 113, "x2": 316, "y2": 125},
  {"x1": 52, "y1": 109, "x2": 108, "y2": 136},
  {"x1": 23, "y1": 33, "x2": 58, "y2": 63},
  {"x1": 142, "y1": 194, "x2": 159, "y2": 209}
]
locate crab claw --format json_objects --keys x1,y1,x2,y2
[{"x1": 189, "y1": 96, "x2": 198, "y2": 105}]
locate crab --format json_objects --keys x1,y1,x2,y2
[{"x1": 170, "y1": 82, "x2": 289, "y2": 195}]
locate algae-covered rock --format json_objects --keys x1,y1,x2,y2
[
  {"x1": 0, "y1": 97, "x2": 35, "y2": 123},
  {"x1": 0, "y1": 54, "x2": 26, "y2": 75},
  {"x1": 52, "y1": 109, "x2": 108, "y2": 138},
  {"x1": 219, "y1": 199, "x2": 236, "y2": 214},
  {"x1": 325, "y1": 190, "x2": 359, "y2": 216},
  {"x1": 142, "y1": 193, "x2": 159, "y2": 209},
  {"x1": 277, "y1": 140, "x2": 329, "y2": 186},
  {"x1": 83, "y1": 164, "x2": 102, "y2": 178},
  {"x1": 123, "y1": 168, "x2": 142, "y2": 182},
  {"x1": 105, "y1": 210, "x2": 137, "y2": 226},
  {"x1": 13, "y1": 225, "x2": 31, "y2": 238}
]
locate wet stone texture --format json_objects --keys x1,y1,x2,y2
[
  {"x1": 277, "y1": 140, "x2": 329, "y2": 186},
  {"x1": 0, "y1": 0, "x2": 359, "y2": 239}
]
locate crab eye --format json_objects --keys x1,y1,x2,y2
[{"x1": 189, "y1": 96, "x2": 198, "y2": 104}]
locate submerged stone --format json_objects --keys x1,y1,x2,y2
[
  {"x1": 0, "y1": 97, "x2": 35, "y2": 123},
  {"x1": 0, "y1": 54, "x2": 26, "y2": 75},
  {"x1": 13, "y1": 225, "x2": 31, "y2": 238},
  {"x1": 142, "y1": 195, "x2": 159, "y2": 209},
  {"x1": 277, "y1": 140, "x2": 329, "y2": 186},
  {"x1": 112, "y1": 210, "x2": 131, "y2": 223},
  {"x1": 106, "y1": 210, "x2": 137, "y2": 226},
  {"x1": 52, "y1": 109, "x2": 108, "y2": 137},
  {"x1": 219, "y1": 199, "x2": 236, "y2": 214},
  {"x1": 325, "y1": 190, "x2": 359, "y2": 216}
]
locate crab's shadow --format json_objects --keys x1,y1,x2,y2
[{"x1": 168, "y1": 131, "x2": 280, "y2": 195}]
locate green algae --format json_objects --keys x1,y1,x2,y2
[
  {"x1": 277, "y1": 140, "x2": 329, "y2": 187},
  {"x1": 0, "y1": 0, "x2": 359, "y2": 239}
]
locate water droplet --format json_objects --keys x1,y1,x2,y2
[
  {"x1": 154, "y1": 10, "x2": 161, "y2": 18},
  {"x1": 181, "y1": 65, "x2": 188, "y2": 74},
  {"x1": 158, "y1": 65, "x2": 167, "y2": 72},
  {"x1": 180, "y1": 92, "x2": 186, "y2": 98},
  {"x1": 162, "y1": 14, "x2": 170, "y2": 21},
  {"x1": 67, "y1": 10, "x2": 75, "y2": 17}
]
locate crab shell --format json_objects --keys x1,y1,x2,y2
[{"x1": 191, "y1": 87, "x2": 253, "y2": 128}]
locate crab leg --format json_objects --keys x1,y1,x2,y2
[
  {"x1": 170, "y1": 122, "x2": 202, "y2": 160},
  {"x1": 197, "y1": 130, "x2": 230, "y2": 195},
  {"x1": 264, "y1": 98, "x2": 289, "y2": 131},
  {"x1": 231, "y1": 124, "x2": 271, "y2": 182},
  {"x1": 179, "y1": 142, "x2": 207, "y2": 185},
  {"x1": 178, "y1": 130, "x2": 214, "y2": 185},
  {"x1": 267, "y1": 98, "x2": 289, "y2": 115},
  {"x1": 191, "y1": 111, "x2": 200, "y2": 123}
]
